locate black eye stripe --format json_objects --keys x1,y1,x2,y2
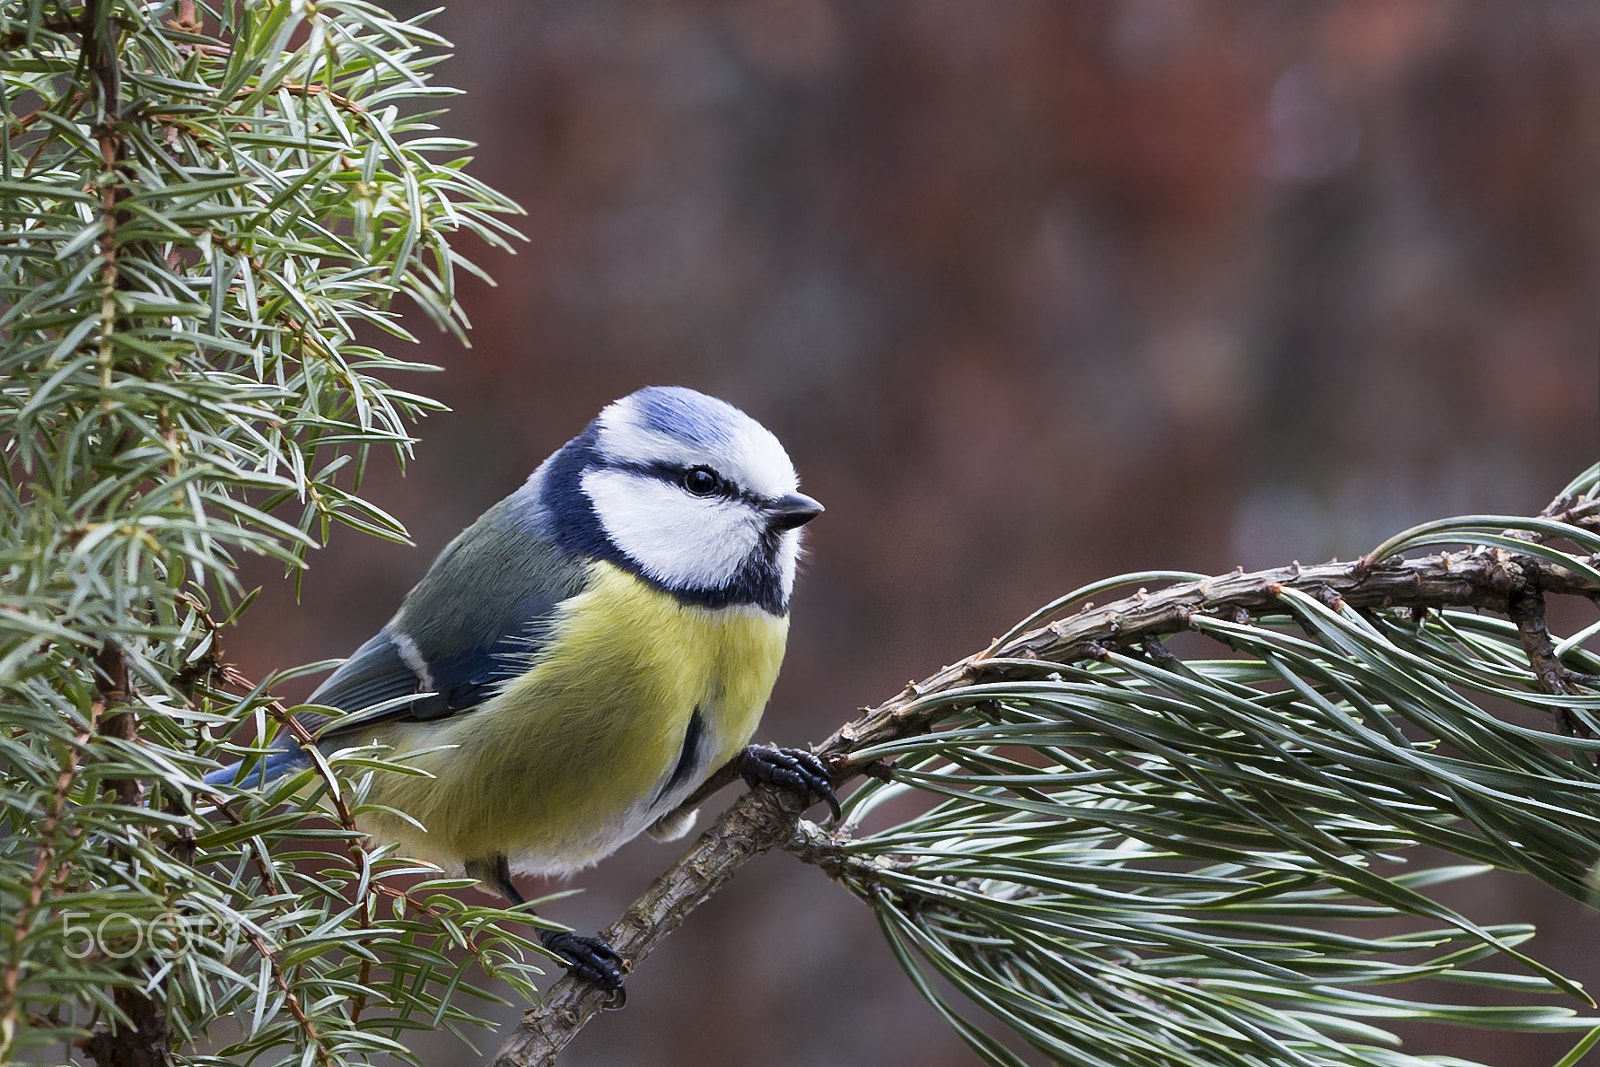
[{"x1": 610, "y1": 460, "x2": 763, "y2": 506}]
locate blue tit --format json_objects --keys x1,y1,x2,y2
[{"x1": 205, "y1": 386, "x2": 830, "y2": 991}]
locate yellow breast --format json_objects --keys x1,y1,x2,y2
[{"x1": 357, "y1": 561, "x2": 791, "y2": 873}]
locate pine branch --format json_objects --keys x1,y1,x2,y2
[{"x1": 493, "y1": 526, "x2": 1600, "y2": 1065}]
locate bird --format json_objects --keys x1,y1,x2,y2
[{"x1": 205, "y1": 386, "x2": 833, "y2": 993}]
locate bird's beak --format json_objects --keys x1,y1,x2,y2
[{"x1": 768, "y1": 492, "x2": 824, "y2": 531}]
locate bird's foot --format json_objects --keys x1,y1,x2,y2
[
  {"x1": 739, "y1": 744, "x2": 842, "y2": 820},
  {"x1": 541, "y1": 928, "x2": 628, "y2": 1002}
]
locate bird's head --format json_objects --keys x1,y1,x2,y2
[{"x1": 543, "y1": 386, "x2": 822, "y2": 614}]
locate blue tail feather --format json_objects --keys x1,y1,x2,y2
[{"x1": 203, "y1": 747, "x2": 311, "y2": 789}]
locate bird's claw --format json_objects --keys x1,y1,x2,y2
[
  {"x1": 740, "y1": 744, "x2": 842, "y2": 820},
  {"x1": 541, "y1": 929, "x2": 628, "y2": 1003}
]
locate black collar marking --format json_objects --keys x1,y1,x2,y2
[{"x1": 542, "y1": 423, "x2": 791, "y2": 615}]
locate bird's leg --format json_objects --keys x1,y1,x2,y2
[
  {"x1": 465, "y1": 854, "x2": 628, "y2": 996},
  {"x1": 739, "y1": 744, "x2": 842, "y2": 820}
]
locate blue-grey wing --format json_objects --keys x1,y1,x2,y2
[
  {"x1": 306, "y1": 605, "x2": 548, "y2": 740},
  {"x1": 311, "y1": 490, "x2": 585, "y2": 741},
  {"x1": 207, "y1": 482, "x2": 582, "y2": 788},
  {"x1": 207, "y1": 598, "x2": 558, "y2": 787},
  {"x1": 303, "y1": 630, "x2": 425, "y2": 721}
]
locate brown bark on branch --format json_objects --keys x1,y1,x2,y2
[
  {"x1": 488, "y1": 788, "x2": 808, "y2": 1067},
  {"x1": 491, "y1": 544, "x2": 1600, "y2": 1066}
]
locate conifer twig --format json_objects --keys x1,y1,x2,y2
[{"x1": 494, "y1": 539, "x2": 1600, "y2": 1066}]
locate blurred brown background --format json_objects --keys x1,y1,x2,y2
[{"x1": 233, "y1": 1, "x2": 1600, "y2": 1063}]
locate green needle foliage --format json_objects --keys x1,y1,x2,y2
[
  {"x1": 828, "y1": 465, "x2": 1600, "y2": 1067},
  {"x1": 0, "y1": 0, "x2": 531, "y2": 1063}
]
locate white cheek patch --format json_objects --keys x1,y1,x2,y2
[{"x1": 582, "y1": 468, "x2": 764, "y2": 591}]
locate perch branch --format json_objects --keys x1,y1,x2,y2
[
  {"x1": 491, "y1": 544, "x2": 1600, "y2": 1066},
  {"x1": 487, "y1": 788, "x2": 807, "y2": 1067}
]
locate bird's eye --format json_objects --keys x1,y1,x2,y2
[{"x1": 682, "y1": 467, "x2": 720, "y2": 496}]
